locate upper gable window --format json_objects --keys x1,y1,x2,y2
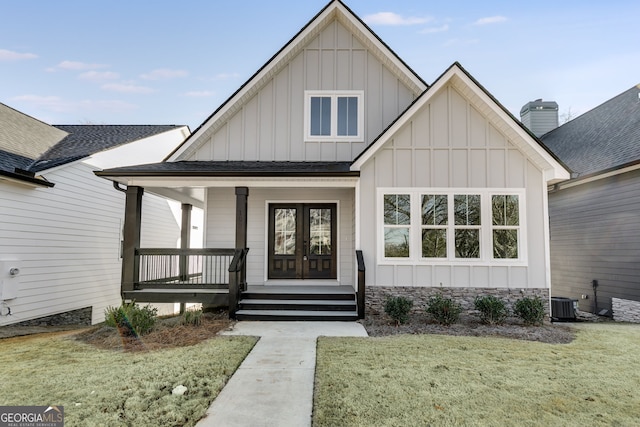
[{"x1": 305, "y1": 91, "x2": 364, "y2": 141}]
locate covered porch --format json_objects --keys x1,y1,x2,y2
[{"x1": 99, "y1": 162, "x2": 366, "y2": 319}]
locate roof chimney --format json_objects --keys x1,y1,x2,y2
[{"x1": 520, "y1": 99, "x2": 559, "y2": 137}]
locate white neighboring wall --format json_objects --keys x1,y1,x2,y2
[{"x1": 0, "y1": 126, "x2": 191, "y2": 325}]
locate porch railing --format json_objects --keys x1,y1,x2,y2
[
  {"x1": 135, "y1": 248, "x2": 235, "y2": 289},
  {"x1": 228, "y1": 248, "x2": 249, "y2": 319},
  {"x1": 356, "y1": 250, "x2": 365, "y2": 319}
]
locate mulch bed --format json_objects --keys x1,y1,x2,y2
[
  {"x1": 73, "y1": 309, "x2": 234, "y2": 352},
  {"x1": 359, "y1": 308, "x2": 577, "y2": 344},
  {"x1": 4, "y1": 307, "x2": 587, "y2": 352}
]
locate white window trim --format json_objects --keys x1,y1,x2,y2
[
  {"x1": 304, "y1": 90, "x2": 364, "y2": 142},
  {"x1": 377, "y1": 188, "x2": 528, "y2": 266}
]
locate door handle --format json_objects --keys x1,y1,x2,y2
[{"x1": 303, "y1": 240, "x2": 308, "y2": 260}]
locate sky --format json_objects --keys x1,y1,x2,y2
[{"x1": 1, "y1": 1, "x2": 638, "y2": 130}]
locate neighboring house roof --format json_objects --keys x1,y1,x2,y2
[
  {"x1": 167, "y1": 0, "x2": 428, "y2": 162},
  {"x1": 0, "y1": 149, "x2": 32, "y2": 172},
  {"x1": 30, "y1": 125, "x2": 184, "y2": 172},
  {"x1": 541, "y1": 84, "x2": 640, "y2": 177},
  {"x1": 0, "y1": 103, "x2": 68, "y2": 160},
  {"x1": 352, "y1": 62, "x2": 570, "y2": 183},
  {"x1": 96, "y1": 161, "x2": 357, "y2": 178}
]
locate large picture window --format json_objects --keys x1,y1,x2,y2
[
  {"x1": 305, "y1": 91, "x2": 363, "y2": 141},
  {"x1": 380, "y1": 189, "x2": 525, "y2": 263}
]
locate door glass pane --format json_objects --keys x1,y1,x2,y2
[
  {"x1": 274, "y1": 208, "x2": 296, "y2": 255},
  {"x1": 309, "y1": 208, "x2": 331, "y2": 255},
  {"x1": 310, "y1": 96, "x2": 331, "y2": 136},
  {"x1": 337, "y1": 96, "x2": 358, "y2": 136}
]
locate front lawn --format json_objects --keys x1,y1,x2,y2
[
  {"x1": 0, "y1": 331, "x2": 256, "y2": 427},
  {"x1": 314, "y1": 323, "x2": 640, "y2": 426}
]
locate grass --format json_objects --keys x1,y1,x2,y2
[
  {"x1": 314, "y1": 323, "x2": 640, "y2": 426},
  {"x1": 0, "y1": 331, "x2": 256, "y2": 427}
]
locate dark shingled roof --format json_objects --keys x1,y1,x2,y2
[
  {"x1": 29, "y1": 125, "x2": 183, "y2": 172},
  {"x1": 0, "y1": 149, "x2": 33, "y2": 173},
  {"x1": 96, "y1": 161, "x2": 357, "y2": 177},
  {"x1": 541, "y1": 85, "x2": 640, "y2": 177}
]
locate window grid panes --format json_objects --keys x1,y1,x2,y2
[
  {"x1": 382, "y1": 191, "x2": 523, "y2": 262},
  {"x1": 310, "y1": 96, "x2": 331, "y2": 136},
  {"x1": 337, "y1": 96, "x2": 358, "y2": 136},
  {"x1": 305, "y1": 92, "x2": 362, "y2": 141},
  {"x1": 492, "y1": 195, "x2": 519, "y2": 259},
  {"x1": 454, "y1": 194, "x2": 481, "y2": 258},
  {"x1": 421, "y1": 194, "x2": 448, "y2": 258},
  {"x1": 384, "y1": 194, "x2": 410, "y2": 258}
]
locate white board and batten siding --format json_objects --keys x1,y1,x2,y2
[
  {"x1": 205, "y1": 187, "x2": 355, "y2": 286},
  {"x1": 0, "y1": 162, "x2": 181, "y2": 326},
  {"x1": 188, "y1": 19, "x2": 418, "y2": 163},
  {"x1": 358, "y1": 83, "x2": 549, "y2": 290}
]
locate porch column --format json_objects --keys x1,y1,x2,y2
[
  {"x1": 181, "y1": 203, "x2": 192, "y2": 250},
  {"x1": 122, "y1": 186, "x2": 144, "y2": 293},
  {"x1": 235, "y1": 187, "x2": 249, "y2": 250},
  {"x1": 179, "y1": 204, "x2": 192, "y2": 313}
]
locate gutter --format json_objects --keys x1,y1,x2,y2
[{"x1": 0, "y1": 168, "x2": 55, "y2": 188}]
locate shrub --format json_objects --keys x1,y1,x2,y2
[
  {"x1": 384, "y1": 296, "x2": 413, "y2": 326},
  {"x1": 474, "y1": 295, "x2": 509, "y2": 325},
  {"x1": 513, "y1": 296, "x2": 545, "y2": 326},
  {"x1": 182, "y1": 309, "x2": 203, "y2": 326},
  {"x1": 105, "y1": 301, "x2": 158, "y2": 336},
  {"x1": 426, "y1": 294, "x2": 462, "y2": 326}
]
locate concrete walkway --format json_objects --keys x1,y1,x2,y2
[{"x1": 196, "y1": 321, "x2": 368, "y2": 427}]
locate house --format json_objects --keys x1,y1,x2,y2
[
  {"x1": 96, "y1": 0, "x2": 569, "y2": 320},
  {"x1": 0, "y1": 102, "x2": 191, "y2": 326},
  {"x1": 540, "y1": 84, "x2": 640, "y2": 322}
]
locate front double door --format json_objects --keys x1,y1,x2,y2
[{"x1": 268, "y1": 203, "x2": 337, "y2": 280}]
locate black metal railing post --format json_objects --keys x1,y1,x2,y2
[
  {"x1": 228, "y1": 248, "x2": 248, "y2": 319},
  {"x1": 356, "y1": 250, "x2": 365, "y2": 319}
]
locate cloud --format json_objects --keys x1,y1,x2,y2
[
  {"x1": 474, "y1": 16, "x2": 508, "y2": 25},
  {"x1": 56, "y1": 60, "x2": 108, "y2": 70},
  {"x1": 101, "y1": 83, "x2": 155, "y2": 94},
  {"x1": 0, "y1": 49, "x2": 38, "y2": 61},
  {"x1": 11, "y1": 94, "x2": 137, "y2": 113},
  {"x1": 444, "y1": 38, "x2": 480, "y2": 47},
  {"x1": 78, "y1": 71, "x2": 120, "y2": 81},
  {"x1": 364, "y1": 12, "x2": 430, "y2": 26},
  {"x1": 419, "y1": 24, "x2": 449, "y2": 34},
  {"x1": 140, "y1": 68, "x2": 188, "y2": 80},
  {"x1": 212, "y1": 72, "x2": 241, "y2": 80},
  {"x1": 184, "y1": 90, "x2": 216, "y2": 97}
]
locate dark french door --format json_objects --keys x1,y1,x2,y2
[{"x1": 268, "y1": 203, "x2": 337, "y2": 280}]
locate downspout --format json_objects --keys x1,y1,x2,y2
[{"x1": 113, "y1": 181, "x2": 127, "y2": 193}]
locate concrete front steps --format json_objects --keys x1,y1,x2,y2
[{"x1": 235, "y1": 285, "x2": 358, "y2": 321}]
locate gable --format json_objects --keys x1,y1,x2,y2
[
  {"x1": 364, "y1": 83, "x2": 531, "y2": 189},
  {"x1": 353, "y1": 63, "x2": 569, "y2": 185},
  {"x1": 171, "y1": 0, "x2": 426, "y2": 163}
]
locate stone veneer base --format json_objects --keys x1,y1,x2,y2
[
  {"x1": 612, "y1": 298, "x2": 640, "y2": 323},
  {"x1": 9, "y1": 306, "x2": 92, "y2": 327},
  {"x1": 366, "y1": 286, "x2": 550, "y2": 316}
]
